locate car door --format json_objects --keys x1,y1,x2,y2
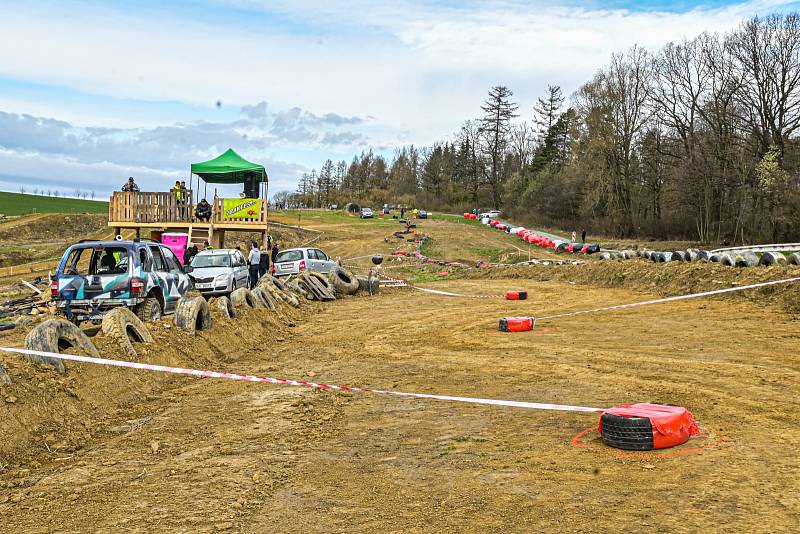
[
  {"x1": 234, "y1": 251, "x2": 248, "y2": 288},
  {"x1": 148, "y1": 245, "x2": 178, "y2": 311},
  {"x1": 163, "y1": 246, "x2": 191, "y2": 296},
  {"x1": 313, "y1": 249, "x2": 334, "y2": 273}
]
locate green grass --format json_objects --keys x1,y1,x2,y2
[
  {"x1": 468, "y1": 247, "x2": 502, "y2": 263},
  {"x1": 0, "y1": 191, "x2": 108, "y2": 215}
]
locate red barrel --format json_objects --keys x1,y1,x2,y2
[
  {"x1": 499, "y1": 316, "x2": 534, "y2": 332},
  {"x1": 504, "y1": 291, "x2": 528, "y2": 300}
]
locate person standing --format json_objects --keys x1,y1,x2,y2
[
  {"x1": 258, "y1": 244, "x2": 269, "y2": 280},
  {"x1": 122, "y1": 176, "x2": 140, "y2": 192},
  {"x1": 248, "y1": 241, "x2": 261, "y2": 288},
  {"x1": 581, "y1": 228, "x2": 586, "y2": 243},
  {"x1": 271, "y1": 241, "x2": 280, "y2": 266},
  {"x1": 400, "y1": 207, "x2": 405, "y2": 219}
]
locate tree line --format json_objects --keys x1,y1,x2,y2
[{"x1": 283, "y1": 13, "x2": 800, "y2": 244}]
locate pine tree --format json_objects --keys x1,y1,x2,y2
[
  {"x1": 533, "y1": 85, "x2": 564, "y2": 141},
  {"x1": 479, "y1": 86, "x2": 519, "y2": 208}
]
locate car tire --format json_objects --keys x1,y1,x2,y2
[
  {"x1": 307, "y1": 271, "x2": 334, "y2": 291},
  {"x1": 215, "y1": 296, "x2": 236, "y2": 319},
  {"x1": 135, "y1": 297, "x2": 162, "y2": 323},
  {"x1": 174, "y1": 296, "x2": 212, "y2": 335},
  {"x1": 101, "y1": 307, "x2": 152, "y2": 357},
  {"x1": 759, "y1": 251, "x2": 786, "y2": 266},
  {"x1": 24, "y1": 319, "x2": 101, "y2": 373},
  {"x1": 599, "y1": 412, "x2": 655, "y2": 450},
  {"x1": 230, "y1": 287, "x2": 258, "y2": 308},
  {"x1": 329, "y1": 266, "x2": 360, "y2": 295},
  {"x1": 251, "y1": 287, "x2": 276, "y2": 310},
  {"x1": 356, "y1": 275, "x2": 380, "y2": 295}
]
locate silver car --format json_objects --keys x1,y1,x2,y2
[
  {"x1": 189, "y1": 248, "x2": 249, "y2": 296},
  {"x1": 273, "y1": 247, "x2": 337, "y2": 277}
]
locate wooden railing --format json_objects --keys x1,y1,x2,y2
[{"x1": 109, "y1": 192, "x2": 267, "y2": 225}]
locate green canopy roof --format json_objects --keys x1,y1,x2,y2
[{"x1": 191, "y1": 149, "x2": 267, "y2": 184}]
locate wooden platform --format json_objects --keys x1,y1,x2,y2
[{"x1": 107, "y1": 191, "x2": 268, "y2": 247}]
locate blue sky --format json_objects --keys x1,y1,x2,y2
[{"x1": 0, "y1": 0, "x2": 798, "y2": 198}]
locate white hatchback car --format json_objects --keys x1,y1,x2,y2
[
  {"x1": 189, "y1": 248, "x2": 250, "y2": 296},
  {"x1": 273, "y1": 247, "x2": 337, "y2": 277}
]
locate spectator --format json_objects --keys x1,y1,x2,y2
[
  {"x1": 122, "y1": 177, "x2": 139, "y2": 192},
  {"x1": 258, "y1": 244, "x2": 269, "y2": 280},
  {"x1": 400, "y1": 207, "x2": 405, "y2": 219},
  {"x1": 581, "y1": 228, "x2": 586, "y2": 243},
  {"x1": 183, "y1": 244, "x2": 199, "y2": 265},
  {"x1": 203, "y1": 240, "x2": 213, "y2": 250},
  {"x1": 271, "y1": 241, "x2": 280, "y2": 265},
  {"x1": 248, "y1": 241, "x2": 261, "y2": 288},
  {"x1": 195, "y1": 198, "x2": 212, "y2": 222}
]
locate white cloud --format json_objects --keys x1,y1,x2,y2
[{"x1": 0, "y1": 0, "x2": 797, "y2": 193}]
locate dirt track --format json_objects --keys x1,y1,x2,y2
[
  {"x1": 1, "y1": 212, "x2": 799, "y2": 531},
  {"x1": 1, "y1": 274, "x2": 799, "y2": 532}
]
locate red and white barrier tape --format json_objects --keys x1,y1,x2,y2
[
  {"x1": 375, "y1": 272, "x2": 504, "y2": 299},
  {"x1": 0, "y1": 347, "x2": 603, "y2": 413},
  {"x1": 538, "y1": 276, "x2": 800, "y2": 321}
]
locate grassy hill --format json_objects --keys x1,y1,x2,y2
[{"x1": 0, "y1": 191, "x2": 108, "y2": 215}]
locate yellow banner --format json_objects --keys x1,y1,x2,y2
[{"x1": 222, "y1": 198, "x2": 261, "y2": 219}]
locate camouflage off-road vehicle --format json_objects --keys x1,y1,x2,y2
[{"x1": 51, "y1": 239, "x2": 193, "y2": 323}]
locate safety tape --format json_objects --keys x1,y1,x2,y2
[
  {"x1": 375, "y1": 272, "x2": 505, "y2": 299},
  {"x1": 537, "y1": 276, "x2": 800, "y2": 321},
  {"x1": 0, "y1": 347, "x2": 604, "y2": 413}
]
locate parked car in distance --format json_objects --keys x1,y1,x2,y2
[
  {"x1": 360, "y1": 207, "x2": 374, "y2": 219},
  {"x1": 417, "y1": 209, "x2": 428, "y2": 219},
  {"x1": 481, "y1": 210, "x2": 501, "y2": 219},
  {"x1": 51, "y1": 239, "x2": 193, "y2": 323},
  {"x1": 189, "y1": 248, "x2": 249, "y2": 296},
  {"x1": 273, "y1": 247, "x2": 337, "y2": 277}
]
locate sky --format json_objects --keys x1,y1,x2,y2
[{"x1": 0, "y1": 0, "x2": 798, "y2": 199}]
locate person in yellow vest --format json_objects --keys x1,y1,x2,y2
[
  {"x1": 172, "y1": 180, "x2": 183, "y2": 220},
  {"x1": 412, "y1": 208, "x2": 419, "y2": 219}
]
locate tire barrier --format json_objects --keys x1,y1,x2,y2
[
  {"x1": 268, "y1": 274, "x2": 286, "y2": 291},
  {"x1": 251, "y1": 287, "x2": 277, "y2": 310},
  {"x1": 230, "y1": 287, "x2": 258, "y2": 308},
  {"x1": 789, "y1": 252, "x2": 800, "y2": 265},
  {"x1": 599, "y1": 404, "x2": 700, "y2": 450},
  {"x1": 759, "y1": 251, "x2": 787, "y2": 266},
  {"x1": 734, "y1": 251, "x2": 759, "y2": 268},
  {"x1": 101, "y1": 307, "x2": 153, "y2": 357},
  {"x1": 307, "y1": 271, "x2": 334, "y2": 292},
  {"x1": 499, "y1": 317, "x2": 534, "y2": 332},
  {"x1": 356, "y1": 275, "x2": 380, "y2": 295},
  {"x1": 504, "y1": 291, "x2": 527, "y2": 300},
  {"x1": 671, "y1": 251, "x2": 685, "y2": 262},
  {"x1": 0, "y1": 322, "x2": 15, "y2": 331},
  {"x1": 720, "y1": 253, "x2": 735, "y2": 267},
  {"x1": 25, "y1": 319, "x2": 100, "y2": 373},
  {"x1": 329, "y1": 266, "x2": 360, "y2": 296},
  {"x1": 215, "y1": 295, "x2": 237, "y2": 318},
  {"x1": 174, "y1": 296, "x2": 212, "y2": 335}
]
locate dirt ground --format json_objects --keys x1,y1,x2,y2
[{"x1": 0, "y1": 212, "x2": 799, "y2": 532}]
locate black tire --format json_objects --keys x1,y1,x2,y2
[
  {"x1": 25, "y1": 319, "x2": 101, "y2": 373},
  {"x1": 269, "y1": 274, "x2": 286, "y2": 291},
  {"x1": 720, "y1": 253, "x2": 735, "y2": 267},
  {"x1": 307, "y1": 271, "x2": 334, "y2": 291},
  {"x1": 230, "y1": 287, "x2": 258, "y2": 308},
  {"x1": 356, "y1": 275, "x2": 380, "y2": 295},
  {"x1": 789, "y1": 252, "x2": 800, "y2": 266},
  {"x1": 173, "y1": 296, "x2": 212, "y2": 335},
  {"x1": 101, "y1": 307, "x2": 153, "y2": 357},
  {"x1": 215, "y1": 296, "x2": 236, "y2": 318},
  {"x1": 759, "y1": 251, "x2": 787, "y2": 266},
  {"x1": 600, "y1": 412, "x2": 654, "y2": 451},
  {"x1": 329, "y1": 266, "x2": 360, "y2": 296},
  {"x1": 135, "y1": 297, "x2": 162, "y2": 322},
  {"x1": 734, "y1": 252, "x2": 758, "y2": 268},
  {"x1": 251, "y1": 287, "x2": 276, "y2": 310},
  {"x1": 0, "y1": 322, "x2": 15, "y2": 331}
]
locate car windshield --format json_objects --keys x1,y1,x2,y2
[
  {"x1": 63, "y1": 246, "x2": 129, "y2": 276},
  {"x1": 276, "y1": 250, "x2": 303, "y2": 262},
  {"x1": 191, "y1": 254, "x2": 231, "y2": 268}
]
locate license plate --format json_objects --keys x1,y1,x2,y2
[
  {"x1": 196, "y1": 283, "x2": 211, "y2": 288},
  {"x1": 280, "y1": 264, "x2": 291, "y2": 270}
]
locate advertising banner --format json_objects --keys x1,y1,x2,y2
[{"x1": 223, "y1": 198, "x2": 261, "y2": 219}]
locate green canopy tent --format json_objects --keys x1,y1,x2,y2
[{"x1": 191, "y1": 148, "x2": 267, "y2": 184}]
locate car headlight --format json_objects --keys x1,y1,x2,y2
[{"x1": 214, "y1": 273, "x2": 230, "y2": 284}]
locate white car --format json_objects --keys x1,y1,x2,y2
[
  {"x1": 189, "y1": 248, "x2": 250, "y2": 296},
  {"x1": 480, "y1": 210, "x2": 501, "y2": 219},
  {"x1": 273, "y1": 247, "x2": 337, "y2": 277},
  {"x1": 360, "y1": 208, "x2": 374, "y2": 219}
]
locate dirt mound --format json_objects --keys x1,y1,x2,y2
[
  {"x1": 0, "y1": 301, "x2": 309, "y2": 466},
  {"x1": 0, "y1": 214, "x2": 107, "y2": 243},
  {"x1": 466, "y1": 260, "x2": 800, "y2": 314}
]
